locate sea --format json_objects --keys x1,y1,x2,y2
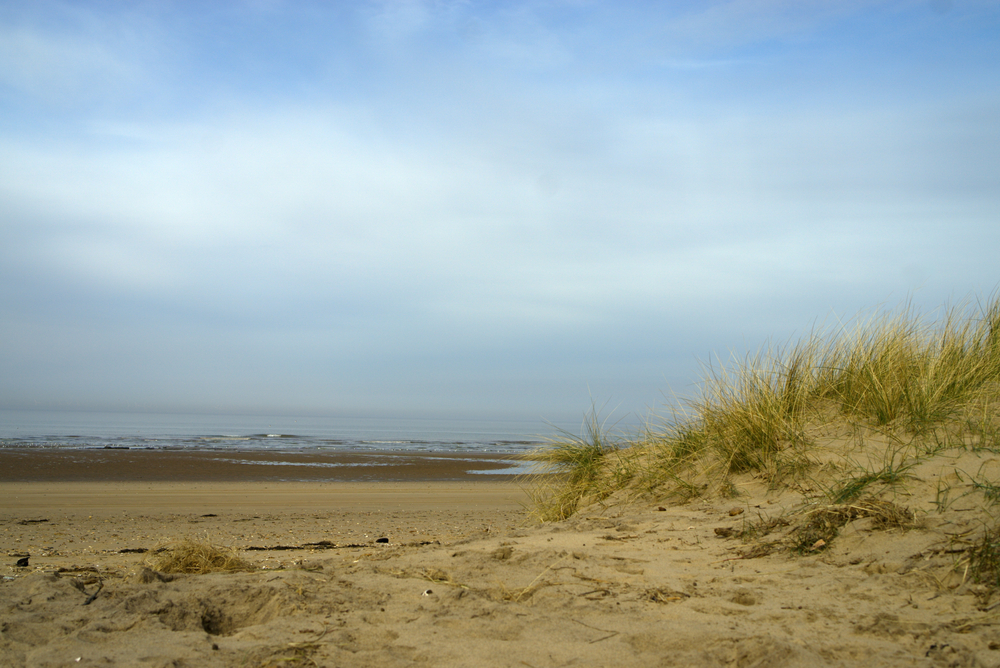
[{"x1": 0, "y1": 409, "x2": 571, "y2": 455}]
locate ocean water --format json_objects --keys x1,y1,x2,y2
[{"x1": 0, "y1": 410, "x2": 563, "y2": 454}]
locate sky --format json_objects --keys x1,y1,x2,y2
[{"x1": 2, "y1": 0, "x2": 999, "y2": 424}]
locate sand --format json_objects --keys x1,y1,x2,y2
[{"x1": 4, "y1": 454, "x2": 1000, "y2": 666}]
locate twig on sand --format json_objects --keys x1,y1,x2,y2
[
  {"x1": 572, "y1": 618, "x2": 620, "y2": 643},
  {"x1": 83, "y1": 578, "x2": 103, "y2": 606},
  {"x1": 511, "y1": 555, "x2": 568, "y2": 602}
]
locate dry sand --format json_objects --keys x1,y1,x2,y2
[{"x1": 4, "y1": 456, "x2": 1000, "y2": 666}]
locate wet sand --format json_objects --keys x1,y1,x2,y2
[{"x1": 0, "y1": 447, "x2": 525, "y2": 482}]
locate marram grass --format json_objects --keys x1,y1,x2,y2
[
  {"x1": 522, "y1": 411, "x2": 638, "y2": 522},
  {"x1": 525, "y1": 294, "x2": 1000, "y2": 522}
]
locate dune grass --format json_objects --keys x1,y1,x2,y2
[
  {"x1": 526, "y1": 294, "x2": 1000, "y2": 522},
  {"x1": 524, "y1": 411, "x2": 637, "y2": 522}
]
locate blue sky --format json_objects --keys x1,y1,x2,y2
[{"x1": 2, "y1": 1, "x2": 999, "y2": 423}]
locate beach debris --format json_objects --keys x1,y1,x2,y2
[
  {"x1": 66, "y1": 573, "x2": 104, "y2": 604},
  {"x1": 246, "y1": 540, "x2": 364, "y2": 551},
  {"x1": 17, "y1": 518, "x2": 48, "y2": 525},
  {"x1": 243, "y1": 538, "x2": 436, "y2": 552},
  {"x1": 645, "y1": 588, "x2": 691, "y2": 604},
  {"x1": 422, "y1": 589, "x2": 433, "y2": 596},
  {"x1": 15, "y1": 556, "x2": 30, "y2": 567},
  {"x1": 290, "y1": 558, "x2": 323, "y2": 571},
  {"x1": 572, "y1": 619, "x2": 621, "y2": 644},
  {"x1": 578, "y1": 588, "x2": 611, "y2": 600},
  {"x1": 83, "y1": 580, "x2": 104, "y2": 606},
  {"x1": 56, "y1": 565, "x2": 100, "y2": 574}
]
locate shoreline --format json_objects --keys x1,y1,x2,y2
[{"x1": 0, "y1": 447, "x2": 536, "y2": 483}]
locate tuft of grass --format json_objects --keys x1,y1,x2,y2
[
  {"x1": 820, "y1": 298, "x2": 1000, "y2": 432},
  {"x1": 963, "y1": 406, "x2": 1000, "y2": 454},
  {"x1": 825, "y1": 444, "x2": 919, "y2": 504},
  {"x1": 967, "y1": 527, "x2": 1000, "y2": 589},
  {"x1": 145, "y1": 539, "x2": 256, "y2": 574},
  {"x1": 693, "y1": 341, "x2": 818, "y2": 477},
  {"x1": 972, "y1": 475, "x2": 1000, "y2": 505},
  {"x1": 526, "y1": 292, "x2": 1000, "y2": 522},
  {"x1": 522, "y1": 411, "x2": 629, "y2": 521}
]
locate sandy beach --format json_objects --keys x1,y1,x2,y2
[{"x1": 4, "y1": 450, "x2": 1000, "y2": 667}]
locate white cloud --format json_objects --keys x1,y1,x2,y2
[{"x1": 4, "y1": 87, "x2": 997, "y2": 323}]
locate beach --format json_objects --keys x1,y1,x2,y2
[{"x1": 4, "y1": 449, "x2": 1000, "y2": 667}]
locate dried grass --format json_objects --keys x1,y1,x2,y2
[
  {"x1": 730, "y1": 496, "x2": 913, "y2": 558},
  {"x1": 145, "y1": 539, "x2": 256, "y2": 574},
  {"x1": 790, "y1": 497, "x2": 913, "y2": 553}
]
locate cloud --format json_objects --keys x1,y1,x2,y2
[
  {"x1": 2, "y1": 1, "x2": 999, "y2": 418},
  {"x1": 5, "y1": 90, "x2": 998, "y2": 308}
]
